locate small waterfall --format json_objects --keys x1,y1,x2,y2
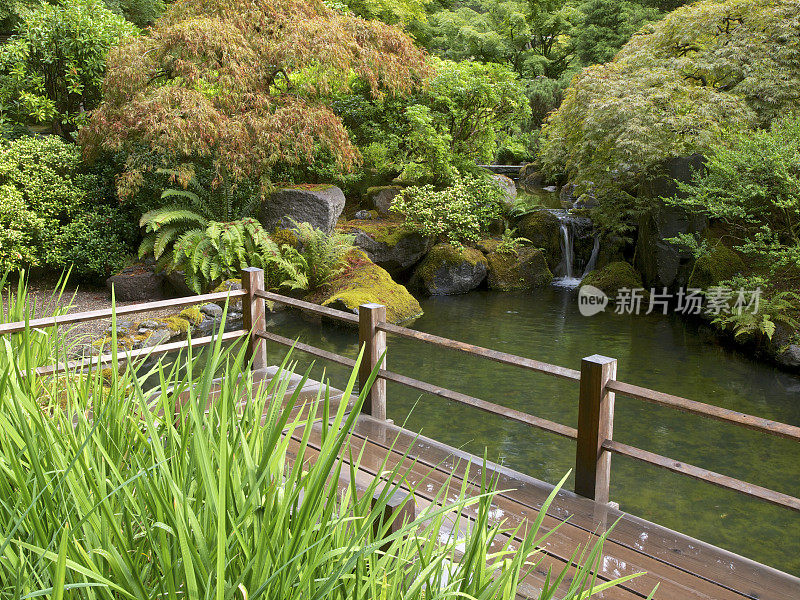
[
  {"x1": 582, "y1": 235, "x2": 601, "y2": 278},
  {"x1": 548, "y1": 209, "x2": 598, "y2": 288}
]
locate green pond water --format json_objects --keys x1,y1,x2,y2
[{"x1": 256, "y1": 286, "x2": 800, "y2": 575}]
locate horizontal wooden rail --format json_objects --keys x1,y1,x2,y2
[
  {"x1": 377, "y1": 367, "x2": 578, "y2": 440},
  {"x1": 0, "y1": 290, "x2": 247, "y2": 335},
  {"x1": 377, "y1": 321, "x2": 581, "y2": 382},
  {"x1": 603, "y1": 439, "x2": 800, "y2": 512},
  {"x1": 607, "y1": 380, "x2": 800, "y2": 442},
  {"x1": 33, "y1": 330, "x2": 248, "y2": 376},
  {"x1": 255, "y1": 329, "x2": 578, "y2": 440},
  {"x1": 254, "y1": 290, "x2": 359, "y2": 324},
  {"x1": 256, "y1": 330, "x2": 357, "y2": 369}
]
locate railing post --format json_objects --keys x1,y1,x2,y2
[
  {"x1": 241, "y1": 267, "x2": 267, "y2": 372},
  {"x1": 575, "y1": 354, "x2": 617, "y2": 504},
  {"x1": 359, "y1": 303, "x2": 387, "y2": 420}
]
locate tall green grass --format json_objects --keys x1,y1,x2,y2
[{"x1": 0, "y1": 277, "x2": 651, "y2": 599}]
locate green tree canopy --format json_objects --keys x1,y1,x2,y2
[
  {"x1": 539, "y1": 0, "x2": 800, "y2": 226},
  {"x1": 0, "y1": 0, "x2": 136, "y2": 140},
  {"x1": 81, "y1": 0, "x2": 430, "y2": 201}
]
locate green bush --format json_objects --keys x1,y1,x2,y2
[
  {"x1": 0, "y1": 136, "x2": 88, "y2": 273},
  {"x1": 47, "y1": 205, "x2": 139, "y2": 280},
  {"x1": 0, "y1": 0, "x2": 136, "y2": 139},
  {"x1": 393, "y1": 174, "x2": 507, "y2": 244},
  {"x1": 670, "y1": 114, "x2": 800, "y2": 286}
]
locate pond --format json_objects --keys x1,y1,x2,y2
[{"x1": 260, "y1": 286, "x2": 800, "y2": 575}]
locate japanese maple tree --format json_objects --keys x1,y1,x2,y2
[{"x1": 81, "y1": 0, "x2": 430, "y2": 200}]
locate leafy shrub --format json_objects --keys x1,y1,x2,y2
[
  {"x1": 670, "y1": 114, "x2": 800, "y2": 286},
  {"x1": 47, "y1": 205, "x2": 139, "y2": 280},
  {"x1": 709, "y1": 276, "x2": 800, "y2": 343},
  {"x1": 0, "y1": 136, "x2": 87, "y2": 273},
  {"x1": 0, "y1": 0, "x2": 136, "y2": 139},
  {"x1": 393, "y1": 174, "x2": 507, "y2": 244},
  {"x1": 292, "y1": 220, "x2": 355, "y2": 289}
]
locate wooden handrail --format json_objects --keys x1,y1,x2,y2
[
  {"x1": 606, "y1": 379, "x2": 800, "y2": 442},
  {"x1": 254, "y1": 289, "x2": 359, "y2": 324},
  {"x1": 0, "y1": 289, "x2": 247, "y2": 335},
  {"x1": 603, "y1": 439, "x2": 800, "y2": 512},
  {"x1": 33, "y1": 330, "x2": 247, "y2": 376},
  {"x1": 377, "y1": 321, "x2": 581, "y2": 382}
]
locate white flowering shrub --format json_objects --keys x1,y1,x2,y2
[{"x1": 392, "y1": 174, "x2": 505, "y2": 244}]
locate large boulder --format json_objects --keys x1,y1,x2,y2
[
  {"x1": 519, "y1": 163, "x2": 544, "y2": 190},
  {"x1": 492, "y1": 174, "x2": 517, "y2": 210},
  {"x1": 312, "y1": 249, "x2": 422, "y2": 324},
  {"x1": 687, "y1": 241, "x2": 744, "y2": 290},
  {"x1": 260, "y1": 184, "x2": 345, "y2": 233},
  {"x1": 635, "y1": 155, "x2": 708, "y2": 290},
  {"x1": 340, "y1": 219, "x2": 433, "y2": 275},
  {"x1": 411, "y1": 244, "x2": 488, "y2": 296},
  {"x1": 516, "y1": 210, "x2": 562, "y2": 269},
  {"x1": 581, "y1": 261, "x2": 643, "y2": 296},
  {"x1": 365, "y1": 185, "x2": 402, "y2": 217},
  {"x1": 106, "y1": 264, "x2": 165, "y2": 301},
  {"x1": 486, "y1": 247, "x2": 553, "y2": 291}
]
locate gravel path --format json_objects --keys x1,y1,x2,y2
[{"x1": 4, "y1": 274, "x2": 182, "y2": 358}]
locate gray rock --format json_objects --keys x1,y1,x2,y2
[
  {"x1": 492, "y1": 174, "x2": 517, "y2": 210},
  {"x1": 106, "y1": 267, "x2": 165, "y2": 302},
  {"x1": 260, "y1": 185, "x2": 346, "y2": 233},
  {"x1": 141, "y1": 329, "x2": 171, "y2": 349},
  {"x1": 411, "y1": 244, "x2": 488, "y2": 296},
  {"x1": 354, "y1": 210, "x2": 374, "y2": 220},
  {"x1": 139, "y1": 320, "x2": 160, "y2": 329},
  {"x1": 200, "y1": 303, "x2": 224, "y2": 318},
  {"x1": 777, "y1": 345, "x2": 800, "y2": 368},
  {"x1": 163, "y1": 269, "x2": 194, "y2": 297},
  {"x1": 559, "y1": 183, "x2": 577, "y2": 208},
  {"x1": 366, "y1": 186, "x2": 402, "y2": 217},
  {"x1": 351, "y1": 226, "x2": 433, "y2": 275}
]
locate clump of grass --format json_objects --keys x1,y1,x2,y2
[{"x1": 0, "y1": 297, "x2": 648, "y2": 599}]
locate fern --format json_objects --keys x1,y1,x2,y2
[
  {"x1": 291, "y1": 220, "x2": 355, "y2": 289},
  {"x1": 712, "y1": 290, "x2": 800, "y2": 343}
]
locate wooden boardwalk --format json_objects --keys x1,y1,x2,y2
[{"x1": 243, "y1": 366, "x2": 799, "y2": 600}]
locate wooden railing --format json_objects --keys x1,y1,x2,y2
[{"x1": 3, "y1": 267, "x2": 799, "y2": 513}]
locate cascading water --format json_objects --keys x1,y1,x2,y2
[{"x1": 550, "y1": 210, "x2": 600, "y2": 288}]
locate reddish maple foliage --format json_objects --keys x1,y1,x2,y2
[{"x1": 81, "y1": 0, "x2": 429, "y2": 199}]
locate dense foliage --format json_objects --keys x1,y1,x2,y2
[
  {"x1": 81, "y1": 0, "x2": 429, "y2": 204},
  {"x1": 393, "y1": 174, "x2": 507, "y2": 244},
  {"x1": 0, "y1": 0, "x2": 136, "y2": 140},
  {"x1": 0, "y1": 136, "x2": 135, "y2": 278},
  {"x1": 539, "y1": 0, "x2": 800, "y2": 229}
]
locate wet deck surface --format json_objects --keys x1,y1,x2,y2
[{"x1": 242, "y1": 367, "x2": 800, "y2": 600}]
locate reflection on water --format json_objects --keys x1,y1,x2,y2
[{"x1": 257, "y1": 287, "x2": 800, "y2": 574}]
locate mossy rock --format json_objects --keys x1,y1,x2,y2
[
  {"x1": 486, "y1": 247, "x2": 553, "y2": 291},
  {"x1": 179, "y1": 305, "x2": 204, "y2": 326},
  {"x1": 581, "y1": 261, "x2": 643, "y2": 296},
  {"x1": 340, "y1": 218, "x2": 433, "y2": 274},
  {"x1": 475, "y1": 238, "x2": 502, "y2": 254},
  {"x1": 212, "y1": 278, "x2": 244, "y2": 310},
  {"x1": 313, "y1": 249, "x2": 422, "y2": 324},
  {"x1": 411, "y1": 244, "x2": 488, "y2": 296},
  {"x1": 688, "y1": 241, "x2": 744, "y2": 290},
  {"x1": 271, "y1": 227, "x2": 299, "y2": 248},
  {"x1": 364, "y1": 185, "x2": 403, "y2": 217},
  {"x1": 516, "y1": 210, "x2": 562, "y2": 269}
]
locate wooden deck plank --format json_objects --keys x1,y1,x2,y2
[
  {"x1": 246, "y1": 368, "x2": 799, "y2": 600},
  {"x1": 348, "y1": 416, "x2": 800, "y2": 600},
  {"x1": 297, "y1": 419, "x2": 748, "y2": 600}
]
